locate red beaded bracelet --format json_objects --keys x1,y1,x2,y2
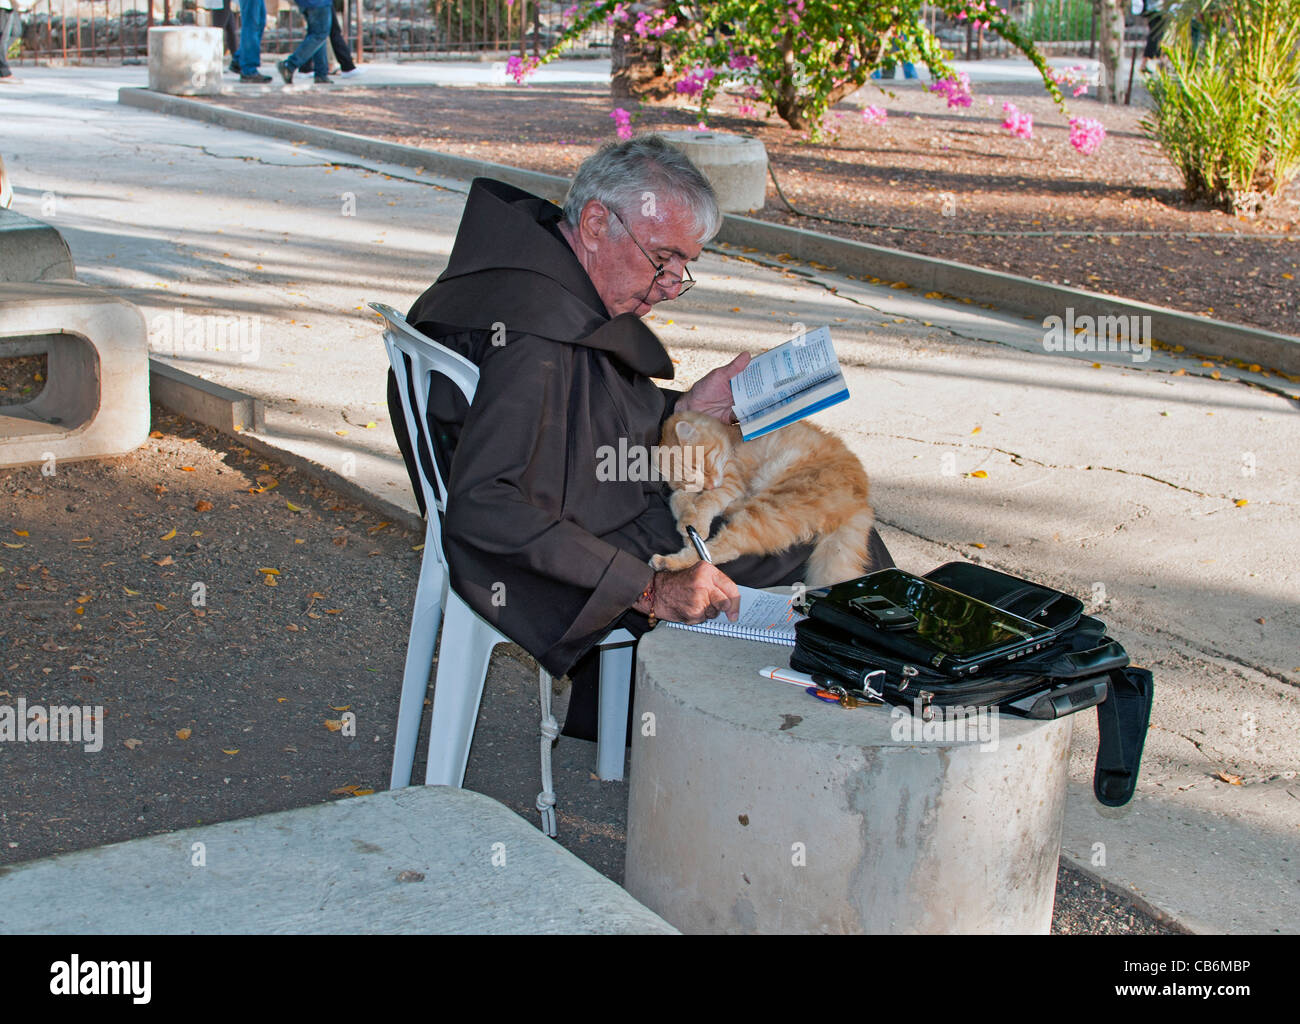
[{"x1": 640, "y1": 574, "x2": 657, "y2": 627}]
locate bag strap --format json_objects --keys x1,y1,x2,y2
[{"x1": 1093, "y1": 667, "x2": 1154, "y2": 807}]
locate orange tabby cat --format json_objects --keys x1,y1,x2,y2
[{"x1": 651, "y1": 410, "x2": 875, "y2": 587}]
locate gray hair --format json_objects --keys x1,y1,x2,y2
[{"x1": 563, "y1": 135, "x2": 722, "y2": 244}]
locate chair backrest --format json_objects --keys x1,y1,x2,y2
[{"x1": 372, "y1": 301, "x2": 480, "y2": 566}]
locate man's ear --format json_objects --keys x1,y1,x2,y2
[{"x1": 575, "y1": 199, "x2": 612, "y2": 252}]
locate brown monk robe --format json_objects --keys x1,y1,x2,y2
[{"x1": 388, "y1": 178, "x2": 892, "y2": 736}]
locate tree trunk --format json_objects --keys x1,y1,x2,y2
[
  {"x1": 1095, "y1": 0, "x2": 1127, "y2": 104},
  {"x1": 610, "y1": 2, "x2": 679, "y2": 101}
]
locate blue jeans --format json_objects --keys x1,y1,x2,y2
[
  {"x1": 235, "y1": 0, "x2": 266, "y2": 74},
  {"x1": 286, "y1": 5, "x2": 331, "y2": 75}
]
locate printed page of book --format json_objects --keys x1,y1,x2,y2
[
  {"x1": 736, "y1": 371, "x2": 850, "y2": 441},
  {"x1": 730, "y1": 326, "x2": 839, "y2": 419}
]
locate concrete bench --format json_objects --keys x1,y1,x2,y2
[
  {"x1": 0, "y1": 282, "x2": 151, "y2": 469},
  {"x1": 0, "y1": 207, "x2": 77, "y2": 284},
  {"x1": 0, "y1": 787, "x2": 678, "y2": 934},
  {"x1": 625, "y1": 619, "x2": 1072, "y2": 934}
]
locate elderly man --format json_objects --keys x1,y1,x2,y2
[{"x1": 389, "y1": 136, "x2": 890, "y2": 736}]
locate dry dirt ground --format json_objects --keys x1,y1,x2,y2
[
  {"x1": 0, "y1": 351, "x2": 1176, "y2": 932},
  {"x1": 200, "y1": 78, "x2": 1298, "y2": 338}
]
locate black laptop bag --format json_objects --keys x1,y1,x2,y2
[{"x1": 790, "y1": 563, "x2": 1154, "y2": 807}]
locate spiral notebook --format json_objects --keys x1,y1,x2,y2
[{"x1": 664, "y1": 586, "x2": 806, "y2": 646}]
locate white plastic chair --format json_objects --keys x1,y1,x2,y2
[{"x1": 374, "y1": 303, "x2": 636, "y2": 836}]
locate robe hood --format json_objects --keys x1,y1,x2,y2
[{"x1": 408, "y1": 178, "x2": 674, "y2": 380}]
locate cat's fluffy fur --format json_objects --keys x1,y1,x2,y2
[{"x1": 651, "y1": 410, "x2": 875, "y2": 587}]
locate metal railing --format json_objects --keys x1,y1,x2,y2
[{"x1": 11, "y1": 0, "x2": 611, "y2": 65}]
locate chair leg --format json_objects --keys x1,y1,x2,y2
[
  {"x1": 536, "y1": 666, "x2": 558, "y2": 838},
  {"x1": 595, "y1": 630, "x2": 636, "y2": 782},
  {"x1": 389, "y1": 546, "x2": 444, "y2": 789},
  {"x1": 424, "y1": 593, "x2": 501, "y2": 788}
]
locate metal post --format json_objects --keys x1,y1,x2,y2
[{"x1": 355, "y1": 0, "x2": 363, "y2": 64}]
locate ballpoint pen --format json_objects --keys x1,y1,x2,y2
[{"x1": 686, "y1": 525, "x2": 713, "y2": 564}]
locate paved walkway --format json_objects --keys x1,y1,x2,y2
[{"x1": 3, "y1": 62, "x2": 1296, "y2": 933}]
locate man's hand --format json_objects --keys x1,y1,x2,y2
[
  {"x1": 676, "y1": 352, "x2": 751, "y2": 424},
  {"x1": 648, "y1": 563, "x2": 741, "y2": 623}
]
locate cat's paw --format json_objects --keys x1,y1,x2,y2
[{"x1": 651, "y1": 548, "x2": 700, "y2": 572}]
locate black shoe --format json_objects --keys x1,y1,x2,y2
[
  {"x1": 240, "y1": 72, "x2": 272, "y2": 83},
  {"x1": 276, "y1": 59, "x2": 293, "y2": 85},
  {"x1": 228, "y1": 63, "x2": 239, "y2": 74}
]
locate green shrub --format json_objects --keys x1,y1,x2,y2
[{"x1": 1141, "y1": 0, "x2": 1300, "y2": 216}]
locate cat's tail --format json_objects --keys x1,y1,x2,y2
[{"x1": 805, "y1": 506, "x2": 877, "y2": 587}]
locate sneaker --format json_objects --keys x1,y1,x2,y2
[
  {"x1": 339, "y1": 67, "x2": 363, "y2": 79},
  {"x1": 241, "y1": 73, "x2": 272, "y2": 83},
  {"x1": 313, "y1": 77, "x2": 332, "y2": 85},
  {"x1": 276, "y1": 59, "x2": 294, "y2": 85},
  {"x1": 228, "y1": 62, "x2": 239, "y2": 74}
]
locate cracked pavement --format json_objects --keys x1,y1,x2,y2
[{"x1": 3, "y1": 64, "x2": 1297, "y2": 933}]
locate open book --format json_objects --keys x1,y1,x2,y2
[
  {"x1": 664, "y1": 586, "x2": 807, "y2": 646},
  {"x1": 729, "y1": 325, "x2": 849, "y2": 440}
]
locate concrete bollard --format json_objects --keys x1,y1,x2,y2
[
  {"x1": 659, "y1": 130, "x2": 769, "y2": 213},
  {"x1": 148, "y1": 27, "x2": 224, "y2": 96},
  {"x1": 624, "y1": 625, "x2": 1073, "y2": 934}
]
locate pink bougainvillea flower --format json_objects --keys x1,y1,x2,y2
[
  {"x1": 610, "y1": 107, "x2": 633, "y2": 140},
  {"x1": 675, "y1": 67, "x2": 716, "y2": 97},
  {"x1": 928, "y1": 72, "x2": 973, "y2": 108},
  {"x1": 505, "y1": 54, "x2": 539, "y2": 84},
  {"x1": 1001, "y1": 101, "x2": 1033, "y2": 139},
  {"x1": 1068, "y1": 116, "x2": 1106, "y2": 154},
  {"x1": 861, "y1": 105, "x2": 888, "y2": 126}
]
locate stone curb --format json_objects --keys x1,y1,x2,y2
[
  {"x1": 147, "y1": 358, "x2": 423, "y2": 534},
  {"x1": 119, "y1": 85, "x2": 1300, "y2": 375}
]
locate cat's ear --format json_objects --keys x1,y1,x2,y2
[{"x1": 674, "y1": 419, "x2": 698, "y2": 442}]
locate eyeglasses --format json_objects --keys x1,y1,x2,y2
[{"x1": 608, "y1": 206, "x2": 696, "y2": 297}]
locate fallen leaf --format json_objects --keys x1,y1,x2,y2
[
  {"x1": 971, "y1": 426, "x2": 982, "y2": 434},
  {"x1": 1215, "y1": 770, "x2": 1242, "y2": 786},
  {"x1": 1255, "y1": 617, "x2": 1266, "y2": 624},
  {"x1": 286, "y1": 501, "x2": 304, "y2": 512},
  {"x1": 354, "y1": 789, "x2": 374, "y2": 796},
  {"x1": 154, "y1": 602, "x2": 167, "y2": 612},
  {"x1": 71, "y1": 536, "x2": 92, "y2": 543},
  {"x1": 325, "y1": 609, "x2": 343, "y2": 614},
  {"x1": 155, "y1": 555, "x2": 175, "y2": 567},
  {"x1": 124, "y1": 738, "x2": 143, "y2": 750},
  {"x1": 330, "y1": 704, "x2": 351, "y2": 711},
  {"x1": 176, "y1": 728, "x2": 191, "y2": 740},
  {"x1": 324, "y1": 719, "x2": 343, "y2": 732},
  {"x1": 123, "y1": 587, "x2": 140, "y2": 596},
  {"x1": 160, "y1": 528, "x2": 176, "y2": 541},
  {"x1": 195, "y1": 500, "x2": 213, "y2": 512},
  {"x1": 222, "y1": 748, "x2": 239, "y2": 755},
  {"x1": 971, "y1": 542, "x2": 986, "y2": 549},
  {"x1": 179, "y1": 466, "x2": 196, "y2": 472},
  {"x1": 1234, "y1": 499, "x2": 1249, "y2": 507},
  {"x1": 367, "y1": 521, "x2": 390, "y2": 534},
  {"x1": 968, "y1": 470, "x2": 989, "y2": 479},
  {"x1": 364, "y1": 422, "x2": 377, "y2": 429},
  {"x1": 265, "y1": 575, "x2": 278, "y2": 587},
  {"x1": 12, "y1": 530, "x2": 28, "y2": 537},
  {"x1": 3, "y1": 542, "x2": 25, "y2": 549},
  {"x1": 331, "y1": 784, "x2": 361, "y2": 795},
  {"x1": 75, "y1": 594, "x2": 93, "y2": 604},
  {"x1": 258, "y1": 567, "x2": 281, "y2": 575}
]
